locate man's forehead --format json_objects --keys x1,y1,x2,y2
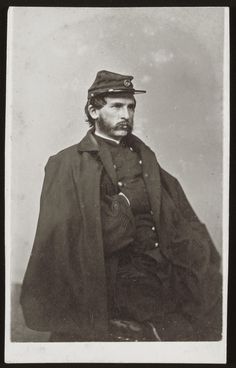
[{"x1": 104, "y1": 94, "x2": 136, "y2": 104}]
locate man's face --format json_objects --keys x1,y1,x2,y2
[{"x1": 94, "y1": 95, "x2": 136, "y2": 140}]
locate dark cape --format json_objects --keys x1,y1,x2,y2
[{"x1": 20, "y1": 130, "x2": 222, "y2": 340}]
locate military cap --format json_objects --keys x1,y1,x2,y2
[{"x1": 88, "y1": 70, "x2": 146, "y2": 99}]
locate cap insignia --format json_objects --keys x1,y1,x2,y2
[{"x1": 123, "y1": 79, "x2": 131, "y2": 87}]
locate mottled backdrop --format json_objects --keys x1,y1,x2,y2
[{"x1": 7, "y1": 7, "x2": 225, "y2": 283}]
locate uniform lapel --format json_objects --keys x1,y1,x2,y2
[
  {"x1": 77, "y1": 129, "x2": 118, "y2": 187},
  {"x1": 97, "y1": 143, "x2": 118, "y2": 187}
]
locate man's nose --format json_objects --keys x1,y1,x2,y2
[{"x1": 120, "y1": 107, "x2": 130, "y2": 120}]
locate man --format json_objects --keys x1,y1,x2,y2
[{"x1": 20, "y1": 70, "x2": 222, "y2": 342}]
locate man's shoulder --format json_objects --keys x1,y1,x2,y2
[
  {"x1": 129, "y1": 134, "x2": 155, "y2": 154},
  {"x1": 51, "y1": 143, "x2": 79, "y2": 159},
  {"x1": 131, "y1": 134, "x2": 179, "y2": 184},
  {"x1": 131, "y1": 135, "x2": 177, "y2": 177},
  {"x1": 160, "y1": 167, "x2": 178, "y2": 185},
  {"x1": 46, "y1": 143, "x2": 80, "y2": 170}
]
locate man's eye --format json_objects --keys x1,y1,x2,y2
[{"x1": 128, "y1": 105, "x2": 135, "y2": 111}]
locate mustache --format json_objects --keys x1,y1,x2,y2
[{"x1": 114, "y1": 121, "x2": 133, "y2": 130}]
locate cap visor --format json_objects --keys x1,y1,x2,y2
[
  {"x1": 106, "y1": 89, "x2": 146, "y2": 94},
  {"x1": 133, "y1": 89, "x2": 146, "y2": 94}
]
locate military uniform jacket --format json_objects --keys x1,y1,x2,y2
[{"x1": 20, "y1": 129, "x2": 222, "y2": 340}]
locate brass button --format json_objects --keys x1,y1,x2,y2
[
  {"x1": 118, "y1": 181, "x2": 123, "y2": 187},
  {"x1": 113, "y1": 164, "x2": 117, "y2": 169},
  {"x1": 154, "y1": 242, "x2": 159, "y2": 248},
  {"x1": 129, "y1": 147, "x2": 133, "y2": 151},
  {"x1": 150, "y1": 210, "x2": 153, "y2": 215},
  {"x1": 139, "y1": 160, "x2": 142, "y2": 165},
  {"x1": 151, "y1": 226, "x2": 155, "y2": 231}
]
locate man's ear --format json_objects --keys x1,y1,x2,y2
[{"x1": 88, "y1": 105, "x2": 99, "y2": 120}]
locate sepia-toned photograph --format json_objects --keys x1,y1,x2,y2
[{"x1": 5, "y1": 7, "x2": 229, "y2": 363}]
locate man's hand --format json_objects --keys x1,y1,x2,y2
[{"x1": 100, "y1": 193, "x2": 135, "y2": 255}]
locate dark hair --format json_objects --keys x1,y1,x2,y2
[
  {"x1": 84, "y1": 96, "x2": 107, "y2": 127},
  {"x1": 84, "y1": 93, "x2": 136, "y2": 127}
]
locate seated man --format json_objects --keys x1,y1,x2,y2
[{"x1": 20, "y1": 70, "x2": 222, "y2": 342}]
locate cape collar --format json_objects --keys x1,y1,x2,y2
[
  {"x1": 77, "y1": 128, "x2": 146, "y2": 153},
  {"x1": 77, "y1": 129, "x2": 100, "y2": 152}
]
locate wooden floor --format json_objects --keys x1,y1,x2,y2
[{"x1": 11, "y1": 283, "x2": 50, "y2": 342}]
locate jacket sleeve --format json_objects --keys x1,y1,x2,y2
[{"x1": 100, "y1": 194, "x2": 136, "y2": 256}]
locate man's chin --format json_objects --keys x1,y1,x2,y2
[{"x1": 113, "y1": 129, "x2": 132, "y2": 137}]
